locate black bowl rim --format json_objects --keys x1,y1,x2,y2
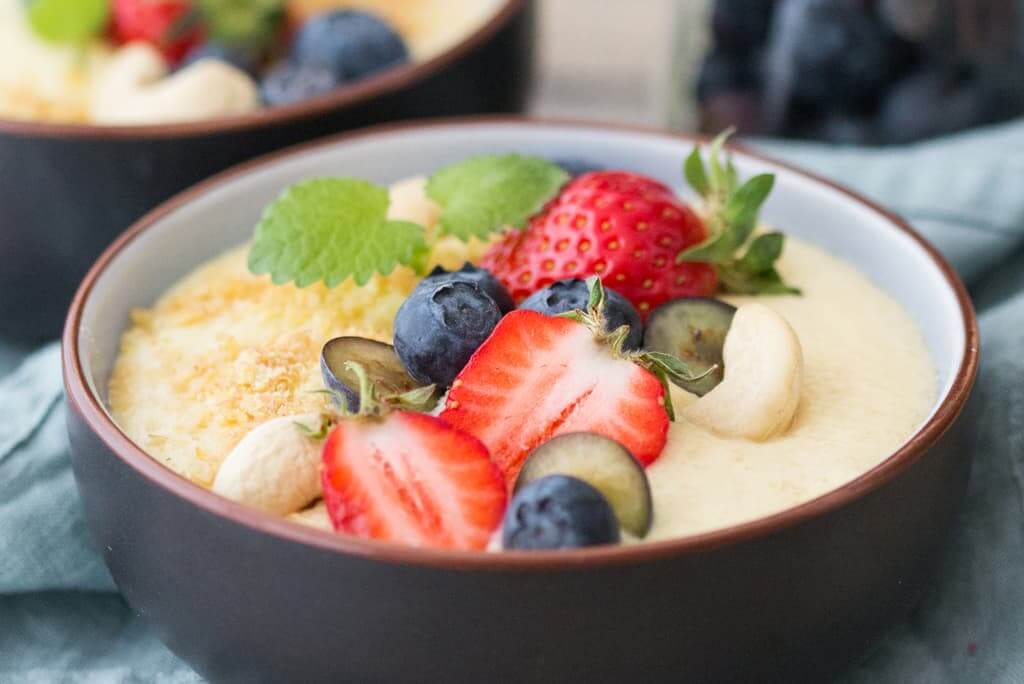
[
  {"x1": 0, "y1": 0, "x2": 527, "y2": 140},
  {"x1": 62, "y1": 116, "x2": 980, "y2": 571}
]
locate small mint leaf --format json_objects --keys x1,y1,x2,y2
[
  {"x1": 427, "y1": 154, "x2": 569, "y2": 241},
  {"x1": 28, "y1": 0, "x2": 109, "y2": 43},
  {"x1": 738, "y1": 232, "x2": 785, "y2": 274},
  {"x1": 248, "y1": 178, "x2": 426, "y2": 288},
  {"x1": 684, "y1": 147, "x2": 710, "y2": 198}
]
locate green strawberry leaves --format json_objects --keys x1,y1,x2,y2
[
  {"x1": 249, "y1": 155, "x2": 568, "y2": 289},
  {"x1": 426, "y1": 154, "x2": 568, "y2": 241},
  {"x1": 678, "y1": 130, "x2": 800, "y2": 296},
  {"x1": 27, "y1": 0, "x2": 109, "y2": 43},
  {"x1": 248, "y1": 178, "x2": 427, "y2": 288}
]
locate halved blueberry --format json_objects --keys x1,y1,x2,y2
[
  {"x1": 320, "y1": 337, "x2": 419, "y2": 411},
  {"x1": 516, "y1": 432, "x2": 652, "y2": 537},
  {"x1": 643, "y1": 297, "x2": 736, "y2": 396},
  {"x1": 502, "y1": 475, "x2": 620, "y2": 550}
]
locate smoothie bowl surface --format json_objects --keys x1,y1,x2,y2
[{"x1": 63, "y1": 120, "x2": 977, "y2": 682}]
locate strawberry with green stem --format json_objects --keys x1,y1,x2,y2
[{"x1": 679, "y1": 129, "x2": 800, "y2": 295}]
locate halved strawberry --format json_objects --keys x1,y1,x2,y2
[
  {"x1": 112, "y1": 0, "x2": 204, "y2": 63},
  {"x1": 439, "y1": 310, "x2": 670, "y2": 488},
  {"x1": 321, "y1": 411, "x2": 505, "y2": 550}
]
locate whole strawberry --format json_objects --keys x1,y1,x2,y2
[
  {"x1": 482, "y1": 171, "x2": 716, "y2": 319},
  {"x1": 483, "y1": 132, "x2": 799, "y2": 317}
]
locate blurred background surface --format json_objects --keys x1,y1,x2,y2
[{"x1": 532, "y1": 0, "x2": 1024, "y2": 145}]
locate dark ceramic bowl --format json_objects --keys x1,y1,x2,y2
[
  {"x1": 0, "y1": 0, "x2": 532, "y2": 342},
  {"x1": 63, "y1": 119, "x2": 979, "y2": 683}
]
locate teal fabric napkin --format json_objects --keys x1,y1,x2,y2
[{"x1": 4, "y1": 120, "x2": 1024, "y2": 682}]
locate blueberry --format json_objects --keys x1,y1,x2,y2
[
  {"x1": 180, "y1": 42, "x2": 261, "y2": 77},
  {"x1": 393, "y1": 281, "x2": 502, "y2": 388},
  {"x1": 766, "y1": 0, "x2": 913, "y2": 112},
  {"x1": 696, "y1": 49, "x2": 760, "y2": 103},
  {"x1": 260, "y1": 61, "x2": 341, "y2": 106},
  {"x1": 502, "y1": 475, "x2": 620, "y2": 550},
  {"x1": 292, "y1": 10, "x2": 408, "y2": 82},
  {"x1": 551, "y1": 158, "x2": 605, "y2": 178},
  {"x1": 812, "y1": 113, "x2": 877, "y2": 145},
  {"x1": 700, "y1": 91, "x2": 766, "y2": 136},
  {"x1": 420, "y1": 263, "x2": 514, "y2": 314},
  {"x1": 518, "y1": 279, "x2": 643, "y2": 350},
  {"x1": 711, "y1": 0, "x2": 776, "y2": 53},
  {"x1": 878, "y1": 69, "x2": 992, "y2": 144}
]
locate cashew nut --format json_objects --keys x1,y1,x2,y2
[
  {"x1": 683, "y1": 303, "x2": 804, "y2": 441},
  {"x1": 90, "y1": 42, "x2": 259, "y2": 125},
  {"x1": 212, "y1": 413, "x2": 327, "y2": 515}
]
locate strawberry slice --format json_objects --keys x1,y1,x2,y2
[
  {"x1": 321, "y1": 411, "x2": 505, "y2": 550},
  {"x1": 439, "y1": 310, "x2": 670, "y2": 488},
  {"x1": 112, "y1": 0, "x2": 204, "y2": 64}
]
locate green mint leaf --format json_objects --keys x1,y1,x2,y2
[
  {"x1": 738, "y1": 232, "x2": 785, "y2": 274},
  {"x1": 27, "y1": 0, "x2": 109, "y2": 43},
  {"x1": 718, "y1": 265, "x2": 801, "y2": 296},
  {"x1": 684, "y1": 147, "x2": 710, "y2": 198},
  {"x1": 248, "y1": 178, "x2": 426, "y2": 289},
  {"x1": 427, "y1": 154, "x2": 569, "y2": 241}
]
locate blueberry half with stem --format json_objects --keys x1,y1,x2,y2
[
  {"x1": 515, "y1": 432, "x2": 652, "y2": 537},
  {"x1": 320, "y1": 337, "x2": 420, "y2": 411},
  {"x1": 519, "y1": 278, "x2": 643, "y2": 350},
  {"x1": 643, "y1": 297, "x2": 737, "y2": 396},
  {"x1": 503, "y1": 475, "x2": 620, "y2": 550}
]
